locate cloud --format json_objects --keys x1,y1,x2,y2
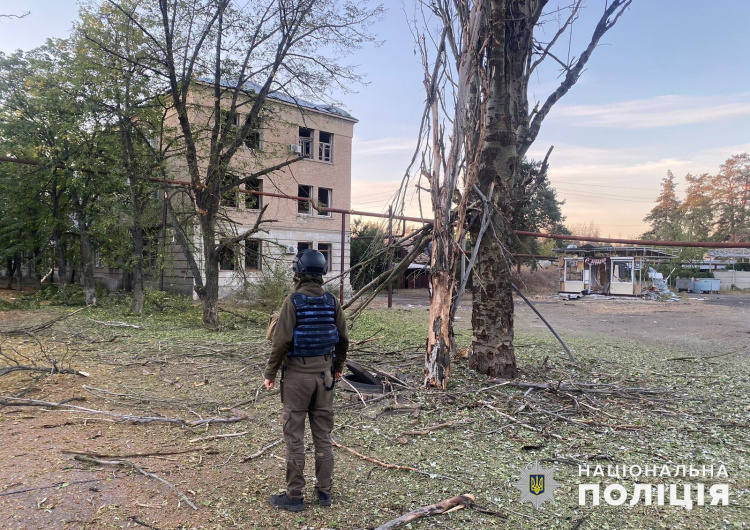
[
  {"x1": 352, "y1": 136, "x2": 417, "y2": 156},
  {"x1": 553, "y1": 94, "x2": 750, "y2": 129}
]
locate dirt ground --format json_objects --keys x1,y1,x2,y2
[
  {"x1": 377, "y1": 288, "x2": 750, "y2": 358},
  {"x1": 0, "y1": 288, "x2": 748, "y2": 529}
]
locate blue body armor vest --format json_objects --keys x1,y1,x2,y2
[{"x1": 288, "y1": 292, "x2": 339, "y2": 357}]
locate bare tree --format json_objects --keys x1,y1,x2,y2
[
  {"x1": 470, "y1": 0, "x2": 630, "y2": 377},
  {"x1": 106, "y1": 0, "x2": 382, "y2": 326},
  {"x1": 403, "y1": 0, "x2": 630, "y2": 386}
]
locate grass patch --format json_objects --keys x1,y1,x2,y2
[{"x1": 0, "y1": 300, "x2": 747, "y2": 529}]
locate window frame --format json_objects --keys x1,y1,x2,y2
[
  {"x1": 245, "y1": 239, "x2": 262, "y2": 271},
  {"x1": 299, "y1": 127, "x2": 314, "y2": 159},
  {"x1": 317, "y1": 187, "x2": 332, "y2": 217},
  {"x1": 318, "y1": 131, "x2": 333, "y2": 162},
  {"x1": 244, "y1": 117, "x2": 262, "y2": 150},
  {"x1": 218, "y1": 246, "x2": 235, "y2": 271},
  {"x1": 317, "y1": 243, "x2": 332, "y2": 271},
  {"x1": 297, "y1": 184, "x2": 312, "y2": 214},
  {"x1": 220, "y1": 173, "x2": 238, "y2": 208},
  {"x1": 244, "y1": 177, "x2": 262, "y2": 210}
]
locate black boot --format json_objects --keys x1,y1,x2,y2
[
  {"x1": 270, "y1": 493, "x2": 304, "y2": 512},
  {"x1": 315, "y1": 489, "x2": 332, "y2": 507}
]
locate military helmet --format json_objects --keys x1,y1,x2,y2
[{"x1": 293, "y1": 249, "x2": 328, "y2": 275}]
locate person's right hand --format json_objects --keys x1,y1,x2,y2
[{"x1": 264, "y1": 379, "x2": 275, "y2": 390}]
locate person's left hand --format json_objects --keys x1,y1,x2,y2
[{"x1": 334, "y1": 371, "x2": 343, "y2": 379}]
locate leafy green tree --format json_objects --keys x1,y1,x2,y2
[
  {"x1": 0, "y1": 41, "x2": 125, "y2": 304},
  {"x1": 512, "y1": 159, "x2": 567, "y2": 261},
  {"x1": 350, "y1": 220, "x2": 389, "y2": 290},
  {"x1": 712, "y1": 154, "x2": 750, "y2": 242},
  {"x1": 680, "y1": 173, "x2": 714, "y2": 242},
  {"x1": 74, "y1": 1, "x2": 166, "y2": 314},
  {"x1": 102, "y1": 0, "x2": 383, "y2": 327},
  {"x1": 642, "y1": 171, "x2": 683, "y2": 241}
]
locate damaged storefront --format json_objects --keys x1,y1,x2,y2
[{"x1": 554, "y1": 245, "x2": 675, "y2": 298}]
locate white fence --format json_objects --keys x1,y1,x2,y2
[{"x1": 714, "y1": 270, "x2": 750, "y2": 291}]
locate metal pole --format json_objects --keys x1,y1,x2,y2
[
  {"x1": 387, "y1": 205, "x2": 393, "y2": 309},
  {"x1": 340, "y1": 212, "x2": 346, "y2": 305},
  {"x1": 512, "y1": 283, "x2": 575, "y2": 362}
]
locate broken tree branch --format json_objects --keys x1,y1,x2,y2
[
  {"x1": 332, "y1": 440, "x2": 419, "y2": 472},
  {"x1": 242, "y1": 438, "x2": 283, "y2": 462},
  {"x1": 374, "y1": 494, "x2": 475, "y2": 530},
  {"x1": 0, "y1": 396, "x2": 249, "y2": 426},
  {"x1": 88, "y1": 319, "x2": 141, "y2": 329},
  {"x1": 487, "y1": 380, "x2": 669, "y2": 399},
  {"x1": 402, "y1": 418, "x2": 474, "y2": 436},
  {"x1": 1, "y1": 305, "x2": 92, "y2": 335},
  {"x1": 73, "y1": 455, "x2": 197, "y2": 510},
  {"x1": 62, "y1": 447, "x2": 212, "y2": 459}
]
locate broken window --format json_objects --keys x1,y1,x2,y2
[
  {"x1": 318, "y1": 243, "x2": 332, "y2": 271},
  {"x1": 221, "y1": 174, "x2": 238, "y2": 208},
  {"x1": 245, "y1": 240, "x2": 262, "y2": 270},
  {"x1": 564, "y1": 259, "x2": 583, "y2": 282},
  {"x1": 318, "y1": 131, "x2": 333, "y2": 162},
  {"x1": 297, "y1": 242, "x2": 312, "y2": 253},
  {"x1": 244, "y1": 177, "x2": 262, "y2": 210},
  {"x1": 220, "y1": 110, "x2": 240, "y2": 142},
  {"x1": 298, "y1": 184, "x2": 312, "y2": 214},
  {"x1": 317, "y1": 187, "x2": 332, "y2": 216},
  {"x1": 244, "y1": 117, "x2": 262, "y2": 150},
  {"x1": 611, "y1": 260, "x2": 633, "y2": 283},
  {"x1": 218, "y1": 246, "x2": 235, "y2": 271},
  {"x1": 299, "y1": 127, "x2": 314, "y2": 159}
]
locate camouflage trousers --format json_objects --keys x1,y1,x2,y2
[{"x1": 280, "y1": 368, "x2": 334, "y2": 499}]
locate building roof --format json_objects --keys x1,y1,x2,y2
[
  {"x1": 707, "y1": 248, "x2": 750, "y2": 259},
  {"x1": 197, "y1": 78, "x2": 356, "y2": 121},
  {"x1": 553, "y1": 245, "x2": 676, "y2": 259}
]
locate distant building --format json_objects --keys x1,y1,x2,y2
[
  {"x1": 553, "y1": 245, "x2": 675, "y2": 297},
  {"x1": 96, "y1": 82, "x2": 356, "y2": 298}
]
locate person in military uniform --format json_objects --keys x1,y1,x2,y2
[{"x1": 264, "y1": 249, "x2": 348, "y2": 512}]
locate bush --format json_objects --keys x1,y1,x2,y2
[
  {"x1": 241, "y1": 263, "x2": 294, "y2": 312},
  {"x1": 732, "y1": 262, "x2": 750, "y2": 272},
  {"x1": 143, "y1": 288, "x2": 194, "y2": 313},
  {"x1": 31, "y1": 283, "x2": 86, "y2": 306}
]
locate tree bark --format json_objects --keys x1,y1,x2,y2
[
  {"x1": 130, "y1": 220, "x2": 145, "y2": 314},
  {"x1": 199, "y1": 212, "x2": 220, "y2": 328},
  {"x1": 469, "y1": 216, "x2": 517, "y2": 378}
]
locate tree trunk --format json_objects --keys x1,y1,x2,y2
[
  {"x1": 469, "y1": 217, "x2": 517, "y2": 378},
  {"x1": 79, "y1": 226, "x2": 97, "y2": 306},
  {"x1": 130, "y1": 221, "x2": 145, "y2": 315},
  {"x1": 200, "y1": 216, "x2": 220, "y2": 328},
  {"x1": 425, "y1": 223, "x2": 455, "y2": 388},
  {"x1": 15, "y1": 253, "x2": 23, "y2": 292},
  {"x1": 6, "y1": 257, "x2": 16, "y2": 290}
]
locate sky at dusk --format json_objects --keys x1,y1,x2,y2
[{"x1": 1, "y1": 1, "x2": 749, "y2": 237}]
